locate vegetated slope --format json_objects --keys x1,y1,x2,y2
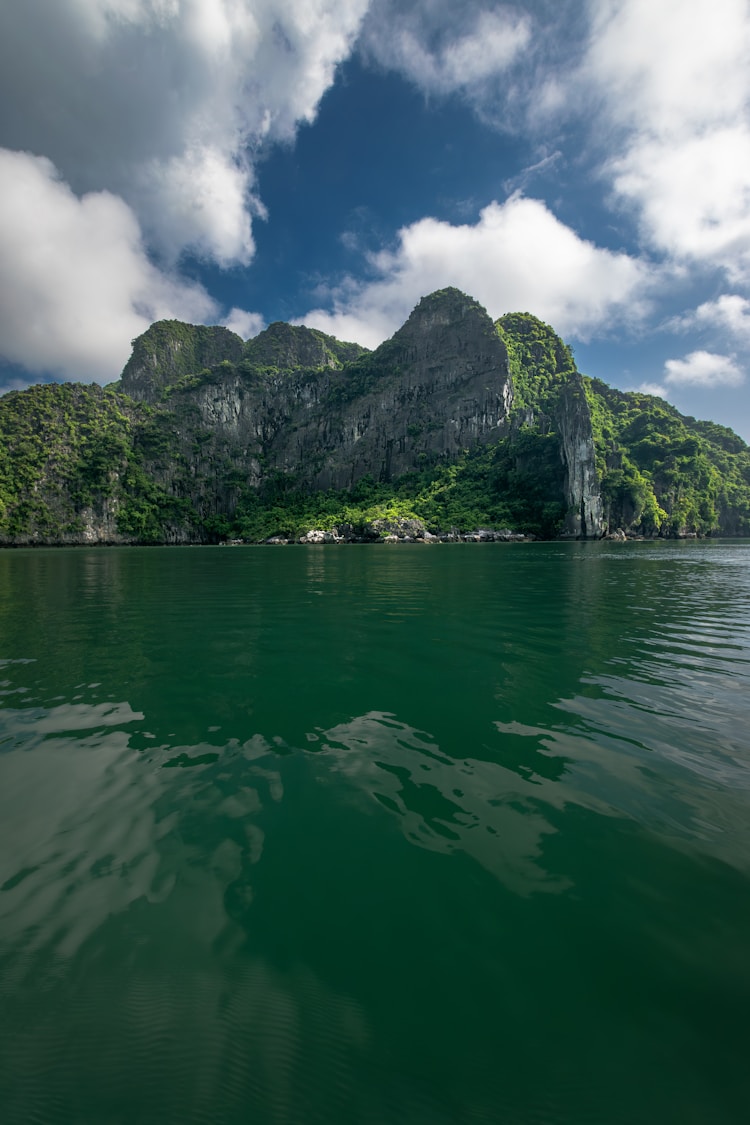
[
  {"x1": 1, "y1": 290, "x2": 749, "y2": 545},
  {"x1": 496, "y1": 312, "x2": 750, "y2": 538},
  {"x1": 585, "y1": 379, "x2": 750, "y2": 536},
  {"x1": 0, "y1": 383, "x2": 197, "y2": 544}
]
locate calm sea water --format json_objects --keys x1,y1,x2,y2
[{"x1": 1, "y1": 541, "x2": 749, "y2": 1125}]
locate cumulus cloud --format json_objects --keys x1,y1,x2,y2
[
  {"x1": 0, "y1": 1, "x2": 370, "y2": 380},
  {"x1": 636, "y1": 382, "x2": 668, "y2": 399},
  {"x1": 364, "y1": 0, "x2": 750, "y2": 281},
  {"x1": 585, "y1": 0, "x2": 750, "y2": 278},
  {"x1": 362, "y1": 3, "x2": 531, "y2": 96},
  {"x1": 0, "y1": 0, "x2": 369, "y2": 264},
  {"x1": 607, "y1": 126, "x2": 750, "y2": 279},
  {"x1": 663, "y1": 350, "x2": 744, "y2": 389},
  {"x1": 585, "y1": 0, "x2": 750, "y2": 136},
  {"x1": 672, "y1": 295, "x2": 750, "y2": 341},
  {"x1": 221, "y1": 308, "x2": 265, "y2": 340},
  {"x1": 300, "y1": 195, "x2": 650, "y2": 347},
  {"x1": 0, "y1": 149, "x2": 218, "y2": 382},
  {"x1": 359, "y1": 0, "x2": 586, "y2": 129}
]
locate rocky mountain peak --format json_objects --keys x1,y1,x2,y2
[
  {"x1": 120, "y1": 320, "x2": 243, "y2": 402},
  {"x1": 397, "y1": 287, "x2": 493, "y2": 338},
  {"x1": 243, "y1": 322, "x2": 349, "y2": 372},
  {"x1": 377, "y1": 289, "x2": 507, "y2": 382}
]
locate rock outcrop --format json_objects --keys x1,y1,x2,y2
[
  {"x1": 555, "y1": 374, "x2": 604, "y2": 538},
  {"x1": 121, "y1": 322, "x2": 244, "y2": 403},
  {"x1": 145, "y1": 288, "x2": 516, "y2": 496}
]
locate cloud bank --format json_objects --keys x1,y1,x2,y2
[
  {"x1": 586, "y1": 0, "x2": 750, "y2": 279},
  {"x1": 0, "y1": 0, "x2": 369, "y2": 263}
]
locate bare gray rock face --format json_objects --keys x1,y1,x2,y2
[
  {"x1": 554, "y1": 373, "x2": 605, "y2": 538},
  {"x1": 117, "y1": 287, "x2": 605, "y2": 539}
]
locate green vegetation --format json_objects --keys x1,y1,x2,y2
[
  {"x1": 222, "y1": 432, "x2": 567, "y2": 542},
  {"x1": 0, "y1": 383, "x2": 198, "y2": 543},
  {"x1": 120, "y1": 321, "x2": 244, "y2": 400},
  {"x1": 495, "y1": 311, "x2": 750, "y2": 537},
  {"x1": 324, "y1": 342, "x2": 401, "y2": 406},
  {"x1": 496, "y1": 311, "x2": 576, "y2": 411},
  {"x1": 242, "y1": 322, "x2": 368, "y2": 374},
  {"x1": 584, "y1": 378, "x2": 750, "y2": 536}
]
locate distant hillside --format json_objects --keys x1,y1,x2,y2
[{"x1": 1, "y1": 289, "x2": 749, "y2": 545}]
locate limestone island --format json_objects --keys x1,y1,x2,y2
[{"x1": 1, "y1": 288, "x2": 749, "y2": 545}]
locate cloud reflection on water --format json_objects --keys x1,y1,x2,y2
[{"x1": 314, "y1": 710, "x2": 573, "y2": 896}]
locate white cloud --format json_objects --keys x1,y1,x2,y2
[
  {"x1": 0, "y1": 1, "x2": 370, "y2": 381},
  {"x1": 673, "y1": 295, "x2": 750, "y2": 341},
  {"x1": 584, "y1": 0, "x2": 750, "y2": 277},
  {"x1": 222, "y1": 308, "x2": 265, "y2": 340},
  {"x1": 0, "y1": 0, "x2": 369, "y2": 264},
  {"x1": 439, "y1": 9, "x2": 530, "y2": 83},
  {"x1": 364, "y1": 5, "x2": 531, "y2": 97},
  {"x1": 636, "y1": 382, "x2": 668, "y2": 399},
  {"x1": 300, "y1": 195, "x2": 650, "y2": 348},
  {"x1": 363, "y1": 1, "x2": 750, "y2": 281},
  {"x1": 585, "y1": 0, "x2": 750, "y2": 135},
  {"x1": 607, "y1": 126, "x2": 750, "y2": 279},
  {"x1": 360, "y1": 0, "x2": 590, "y2": 130},
  {"x1": 663, "y1": 350, "x2": 744, "y2": 389},
  {"x1": 0, "y1": 149, "x2": 218, "y2": 382},
  {"x1": 139, "y1": 145, "x2": 260, "y2": 268}
]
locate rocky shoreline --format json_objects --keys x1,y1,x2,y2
[
  {"x1": 1, "y1": 517, "x2": 708, "y2": 549},
  {"x1": 258, "y1": 519, "x2": 705, "y2": 546},
  {"x1": 250, "y1": 517, "x2": 524, "y2": 545}
]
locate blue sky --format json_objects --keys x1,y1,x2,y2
[{"x1": 1, "y1": 0, "x2": 750, "y2": 439}]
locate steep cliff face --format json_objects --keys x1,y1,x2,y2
[
  {"x1": 583, "y1": 378, "x2": 750, "y2": 537},
  {"x1": 153, "y1": 289, "x2": 515, "y2": 496},
  {"x1": 274, "y1": 288, "x2": 514, "y2": 488},
  {"x1": 496, "y1": 312, "x2": 605, "y2": 538},
  {"x1": 0, "y1": 382, "x2": 165, "y2": 546},
  {"x1": 554, "y1": 375, "x2": 605, "y2": 538}
]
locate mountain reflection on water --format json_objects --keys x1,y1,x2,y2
[{"x1": 1, "y1": 542, "x2": 749, "y2": 1125}]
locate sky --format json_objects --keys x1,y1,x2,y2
[{"x1": 1, "y1": 0, "x2": 750, "y2": 439}]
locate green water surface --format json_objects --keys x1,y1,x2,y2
[{"x1": 1, "y1": 541, "x2": 749, "y2": 1124}]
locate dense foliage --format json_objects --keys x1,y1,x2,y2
[
  {"x1": 496, "y1": 311, "x2": 576, "y2": 411},
  {"x1": 242, "y1": 322, "x2": 368, "y2": 374},
  {"x1": 584, "y1": 378, "x2": 750, "y2": 536},
  {"x1": 0, "y1": 384, "x2": 198, "y2": 543},
  {"x1": 212, "y1": 429, "x2": 567, "y2": 543},
  {"x1": 500, "y1": 312, "x2": 750, "y2": 538}
]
